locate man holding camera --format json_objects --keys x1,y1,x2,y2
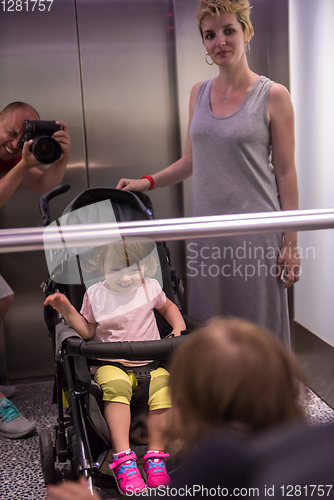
[
  {"x1": 0, "y1": 101, "x2": 70, "y2": 206},
  {"x1": 0, "y1": 101, "x2": 70, "y2": 439}
]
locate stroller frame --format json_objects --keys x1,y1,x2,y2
[{"x1": 38, "y1": 185, "x2": 190, "y2": 492}]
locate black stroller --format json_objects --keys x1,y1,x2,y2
[{"x1": 38, "y1": 185, "x2": 192, "y2": 496}]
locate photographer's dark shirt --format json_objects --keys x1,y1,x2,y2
[{"x1": 0, "y1": 156, "x2": 21, "y2": 175}]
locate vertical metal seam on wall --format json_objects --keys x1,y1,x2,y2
[
  {"x1": 167, "y1": 0, "x2": 187, "y2": 309},
  {"x1": 74, "y1": 0, "x2": 90, "y2": 189},
  {"x1": 168, "y1": 0, "x2": 183, "y2": 162},
  {"x1": 167, "y1": 0, "x2": 186, "y2": 218}
]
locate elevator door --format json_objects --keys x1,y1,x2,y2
[
  {"x1": 0, "y1": 0, "x2": 87, "y2": 381},
  {"x1": 0, "y1": 0, "x2": 183, "y2": 381},
  {"x1": 75, "y1": 0, "x2": 184, "y2": 268}
]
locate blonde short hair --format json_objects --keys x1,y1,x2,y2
[{"x1": 196, "y1": 0, "x2": 254, "y2": 40}]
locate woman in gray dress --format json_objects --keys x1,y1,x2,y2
[{"x1": 117, "y1": 0, "x2": 300, "y2": 345}]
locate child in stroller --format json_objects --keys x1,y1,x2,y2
[{"x1": 45, "y1": 235, "x2": 186, "y2": 494}]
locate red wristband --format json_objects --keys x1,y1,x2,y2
[{"x1": 141, "y1": 174, "x2": 155, "y2": 191}]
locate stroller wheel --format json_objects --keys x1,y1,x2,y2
[{"x1": 39, "y1": 428, "x2": 57, "y2": 485}]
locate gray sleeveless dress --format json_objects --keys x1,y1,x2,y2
[{"x1": 188, "y1": 76, "x2": 290, "y2": 345}]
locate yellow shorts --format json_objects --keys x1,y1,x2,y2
[{"x1": 94, "y1": 365, "x2": 171, "y2": 411}]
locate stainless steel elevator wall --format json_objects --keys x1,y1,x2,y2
[
  {"x1": 75, "y1": 0, "x2": 184, "y2": 289},
  {"x1": 0, "y1": 0, "x2": 184, "y2": 381},
  {"x1": 0, "y1": 0, "x2": 87, "y2": 381}
]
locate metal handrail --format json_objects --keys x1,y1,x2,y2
[{"x1": 1, "y1": 208, "x2": 334, "y2": 254}]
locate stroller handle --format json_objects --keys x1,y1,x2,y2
[
  {"x1": 64, "y1": 336, "x2": 184, "y2": 361},
  {"x1": 39, "y1": 184, "x2": 71, "y2": 226}
]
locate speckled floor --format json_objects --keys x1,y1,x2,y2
[
  {"x1": 303, "y1": 388, "x2": 334, "y2": 425},
  {"x1": 0, "y1": 382, "x2": 57, "y2": 500},
  {"x1": 0, "y1": 381, "x2": 333, "y2": 500}
]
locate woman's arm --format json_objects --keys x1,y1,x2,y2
[
  {"x1": 44, "y1": 292, "x2": 96, "y2": 339},
  {"x1": 268, "y1": 82, "x2": 300, "y2": 288},
  {"x1": 156, "y1": 297, "x2": 187, "y2": 337},
  {"x1": 0, "y1": 141, "x2": 42, "y2": 208},
  {"x1": 116, "y1": 82, "x2": 202, "y2": 192}
]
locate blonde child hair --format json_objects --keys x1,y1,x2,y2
[{"x1": 82, "y1": 237, "x2": 158, "y2": 279}]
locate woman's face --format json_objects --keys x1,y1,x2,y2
[
  {"x1": 201, "y1": 11, "x2": 248, "y2": 67},
  {"x1": 104, "y1": 249, "x2": 144, "y2": 293}
]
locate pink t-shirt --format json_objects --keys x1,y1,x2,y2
[{"x1": 80, "y1": 278, "x2": 166, "y2": 367}]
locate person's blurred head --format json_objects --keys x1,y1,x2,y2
[
  {"x1": 169, "y1": 317, "x2": 305, "y2": 443},
  {"x1": 0, "y1": 102, "x2": 39, "y2": 161}
]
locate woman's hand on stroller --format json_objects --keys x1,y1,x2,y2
[
  {"x1": 116, "y1": 177, "x2": 151, "y2": 192},
  {"x1": 47, "y1": 477, "x2": 102, "y2": 500}
]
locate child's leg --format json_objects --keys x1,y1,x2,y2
[
  {"x1": 104, "y1": 401, "x2": 131, "y2": 453},
  {"x1": 94, "y1": 365, "x2": 134, "y2": 453},
  {"x1": 144, "y1": 367, "x2": 172, "y2": 488},
  {"x1": 94, "y1": 365, "x2": 146, "y2": 494},
  {"x1": 147, "y1": 366, "x2": 172, "y2": 450},
  {"x1": 147, "y1": 407, "x2": 171, "y2": 451}
]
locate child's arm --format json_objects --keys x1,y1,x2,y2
[
  {"x1": 44, "y1": 292, "x2": 96, "y2": 340},
  {"x1": 156, "y1": 297, "x2": 186, "y2": 337}
]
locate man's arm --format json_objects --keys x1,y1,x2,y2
[
  {"x1": 21, "y1": 121, "x2": 70, "y2": 195},
  {"x1": 0, "y1": 141, "x2": 41, "y2": 208}
]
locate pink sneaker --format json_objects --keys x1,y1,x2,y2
[
  {"x1": 143, "y1": 451, "x2": 170, "y2": 489},
  {"x1": 109, "y1": 451, "x2": 146, "y2": 495}
]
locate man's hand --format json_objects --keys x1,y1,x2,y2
[
  {"x1": 21, "y1": 140, "x2": 42, "y2": 169},
  {"x1": 53, "y1": 121, "x2": 71, "y2": 164},
  {"x1": 20, "y1": 121, "x2": 70, "y2": 194}
]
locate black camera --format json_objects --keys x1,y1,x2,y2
[{"x1": 18, "y1": 120, "x2": 63, "y2": 164}]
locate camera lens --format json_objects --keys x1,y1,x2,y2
[{"x1": 31, "y1": 137, "x2": 62, "y2": 164}]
